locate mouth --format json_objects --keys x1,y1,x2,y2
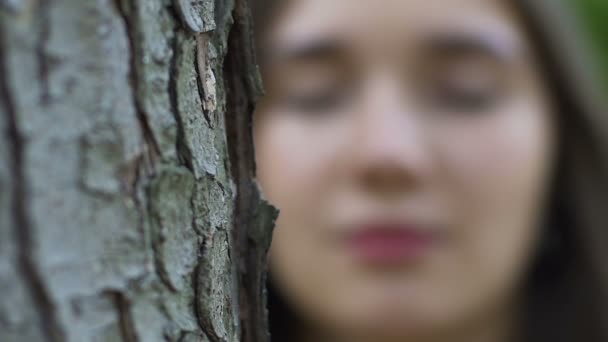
[{"x1": 346, "y1": 222, "x2": 439, "y2": 265}]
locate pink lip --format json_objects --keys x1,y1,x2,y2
[{"x1": 347, "y1": 224, "x2": 436, "y2": 265}]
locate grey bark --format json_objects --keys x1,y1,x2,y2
[{"x1": 0, "y1": 0, "x2": 276, "y2": 341}]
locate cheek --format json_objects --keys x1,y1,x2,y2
[
  {"x1": 254, "y1": 110, "x2": 356, "y2": 323},
  {"x1": 253, "y1": 109, "x2": 342, "y2": 267},
  {"x1": 254, "y1": 110, "x2": 342, "y2": 209},
  {"x1": 255, "y1": 120, "x2": 314, "y2": 219},
  {"x1": 434, "y1": 102, "x2": 555, "y2": 299},
  {"x1": 436, "y1": 100, "x2": 554, "y2": 218},
  {"x1": 436, "y1": 102, "x2": 553, "y2": 188}
]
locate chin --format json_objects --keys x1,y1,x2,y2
[
  {"x1": 335, "y1": 290, "x2": 449, "y2": 337},
  {"x1": 340, "y1": 312, "x2": 443, "y2": 342}
]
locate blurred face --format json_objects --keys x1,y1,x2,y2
[{"x1": 254, "y1": 0, "x2": 556, "y2": 341}]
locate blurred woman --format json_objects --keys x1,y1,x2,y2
[{"x1": 252, "y1": 1, "x2": 608, "y2": 341}]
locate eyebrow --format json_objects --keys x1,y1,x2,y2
[
  {"x1": 262, "y1": 38, "x2": 346, "y2": 66},
  {"x1": 261, "y1": 30, "x2": 521, "y2": 67},
  {"x1": 422, "y1": 32, "x2": 520, "y2": 63}
]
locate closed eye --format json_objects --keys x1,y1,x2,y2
[{"x1": 284, "y1": 88, "x2": 348, "y2": 113}]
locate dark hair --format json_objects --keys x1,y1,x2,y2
[
  {"x1": 515, "y1": 2, "x2": 608, "y2": 340},
  {"x1": 252, "y1": 1, "x2": 608, "y2": 340}
]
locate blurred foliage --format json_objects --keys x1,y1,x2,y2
[{"x1": 575, "y1": 0, "x2": 608, "y2": 90}]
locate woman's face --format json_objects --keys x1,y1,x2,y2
[{"x1": 254, "y1": 0, "x2": 556, "y2": 340}]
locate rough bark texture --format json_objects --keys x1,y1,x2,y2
[{"x1": 0, "y1": 0, "x2": 276, "y2": 341}]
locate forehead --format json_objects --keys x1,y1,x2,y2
[{"x1": 267, "y1": 0, "x2": 526, "y2": 55}]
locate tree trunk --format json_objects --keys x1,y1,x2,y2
[{"x1": 0, "y1": 0, "x2": 276, "y2": 341}]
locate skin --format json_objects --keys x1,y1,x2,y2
[{"x1": 253, "y1": 0, "x2": 557, "y2": 341}]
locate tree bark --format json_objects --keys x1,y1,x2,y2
[{"x1": 0, "y1": 0, "x2": 276, "y2": 341}]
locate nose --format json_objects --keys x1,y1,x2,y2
[{"x1": 349, "y1": 73, "x2": 433, "y2": 195}]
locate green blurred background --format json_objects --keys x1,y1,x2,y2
[{"x1": 577, "y1": 0, "x2": 608, "y2": 90}]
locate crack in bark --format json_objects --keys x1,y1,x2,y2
[
  {"x1": 0, "y1": 26, "x2": 65, "y2": 342},
  {"x1": 167, "y1": 28, "x2": 195, "y2": 172},
  {"x1": 114, "y1": 0, "x2": 162, "y2": 166},
  {"x1": 192, "y1": 259, "x2": 224, "y2": 342},
  {"x1": 113, "y1": 0, "x2": 159, "y2": 297},
  {"x1": 36, "y1": 0, "x2": 51, "y2": 104},
  {"x1": 146, "y1": 178, "x2": 180, "y2": 294},
  {"x1": 164, "y1": 3, "x2": 196, "y2": 171},
  {"x1": 195, "y1": 33, "x2": 213, "y2": 128},
  {"x1": 106, "y1": 290, "x2": 139, "y2": 342},
  {"x1": 187, "y1": 158, "x2": 212, "y2": 339},
  {"x1": 129, "y1": 153, "x2": 154, "y2": 275},
  {"x1": 224, "y1": 1, "x2": 273, "y2": 341}
]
